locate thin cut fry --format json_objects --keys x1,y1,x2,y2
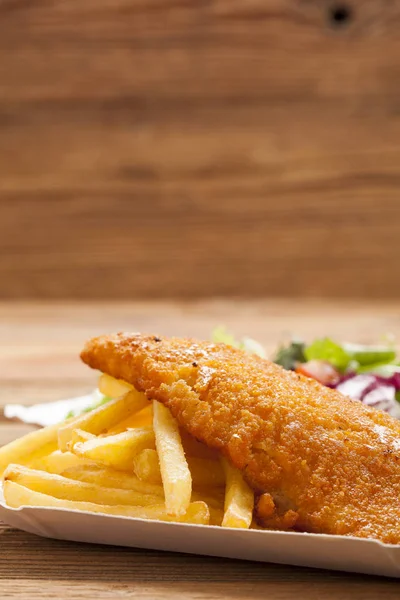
[
  {"x1": 98, "y1": 373, "x2": 133, "y2": 398},
  {"x1": 25, "y1": 441, "x2": 59, "y2": 468},
  {"x1": 4, "y1": 464, "x2": 161, "y2": 506},
  {"x1": 153, "y1": 401, "x2": 192, "y2": 516},
  {"x1": 72, "y1": 428, "x2": 155, "y2": 471},
  {"x1": 0, "y1": 422, "x2": 61, "y2": 477},
  {"x1": 133, "y1": 448, "x2": 225, "y2": 488},
  {"x1": 0, "y1": 364, "x2": 257, "y2": 531},
  {"x1": 62, "y1": 465, "x2": 164, "y2": 497},
  {"x1": 58, "y1": 390, "x2": 149, "y2": 452},
  {"x1": 67, "y1": 429, "x2": 95, "y2": 451},
  {"x1": 221, "y1": 459, "x2": 254, "y2": 529},
  {"x1": 108, "y1": 405, "x2": 153, "y2": 433},
  {"x1": 4, "y1": 481, "x2": 210, "y2": 524},
  {"x1": 133, "y1": 449, "x2": 162, "y2": 484},
  {"x1": 29, "y1": 450, "x2": 94, "y2": 474}
]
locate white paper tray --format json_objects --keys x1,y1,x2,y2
[
  {"x1": 2, "y1": 396, "x2": 400, "y2": 578},
  {"x1": 1, "y1": 486, "x2": 399, "y2": 578}
]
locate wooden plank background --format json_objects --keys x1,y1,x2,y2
[{"x1": 2, "y1": 0, "x2": 400, "y2": 299}]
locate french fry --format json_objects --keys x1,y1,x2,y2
[
  {"x1": 153, "y1": 401, "x2": 191, "y2": 516},
  {"x1": 98, "y1": 373, "x2": 133, "y2": 398},
  {"x1": 1, "y1": 380, "x2": 254, "y2": 531},
  {"x1": 0, "y1": 422, "x2": 61, "y2": 477},
  {"x1": 58, "y1": 390, "x2": 149, "y2": 452},
  {"x1": 67, "y1": 429, "x2": 95, "y2": 451},
  {"x1": 71, "y1": 428, "x2": 155, "y2": 471},
  {"x1": 133, "y1": 448, "x2": 225, "y2": 488},
  {"x1": 4, "y1": 464, "x2": 161, "y2": 506},
  {"x1": 25, "y1": 441, "x2": 59, "y2": 468},
  {"x1": 29, "y1": 450, "x2": 94, "y2": 474},
  {"x1": 4, "y1": 481, "x2": 210, "y2": 524},
  {"x1": 221, "y1": 459, "x2": 254, "y2": 529},
  {"x1": 62, "y1": 464, "x2": 164, "y2": 497},
  {"x1": 133, "y1": 449, "x2": 161, "y2": 484},
  {"x1": 108, "y1": 405, "x2": 153, "y2": 434}
]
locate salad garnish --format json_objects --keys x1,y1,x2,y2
[{"x1": 212, "y1": 329, "x2": 400, "y2": 418}]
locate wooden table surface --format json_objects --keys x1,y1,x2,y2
[
  {"x1": 1, "y1": 300, "x2": 400, "y2": 599},
  {"x1": 4, "y1": 1, "x2": 400, "y2": 302}
]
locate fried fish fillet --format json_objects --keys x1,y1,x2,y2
[{"x1": 81, "y1": 333, "x2": 400, "y2": 544}]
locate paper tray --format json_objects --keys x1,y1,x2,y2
[
  {"x1": 1, "y1": 487, "x2": 399, "y2": 579},
  {"x1": 2, "y1": 397, "x2": 400, "y2": 578}
]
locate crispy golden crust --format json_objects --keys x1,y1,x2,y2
[{"x1": 81, "y1": 333, "x2": 400, "y2": 543}]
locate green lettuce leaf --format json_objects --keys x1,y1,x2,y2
[
  {"x1": 273, "y1": 341, "x2": 306, "y2": 370},
  {"x1": 304, "y1": 338, "x2": 350, "y2": 371},
  {"x1": 343, "y1": 343, "x2": 396, "y2": 368}
]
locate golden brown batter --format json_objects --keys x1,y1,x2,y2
[{"x1": 81, "y1": 333, "x2": 400, "y2": 544}]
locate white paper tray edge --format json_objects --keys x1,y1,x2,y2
[{"x1": 1, "y1": 488, "x2": 399, "y2": 578}]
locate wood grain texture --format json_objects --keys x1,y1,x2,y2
[
  {"x1": 2, "y1": 298, "x2": 400, "y2": 401},
  {"x1": 2, "y1": 1, "x2": 400, "y2": 299},
  {"x1": 1, "y1": 301, "x2": 400, "y2": 598},
  {"x1": 1, "y1": 524, "x2": 400, "y2": 600}
]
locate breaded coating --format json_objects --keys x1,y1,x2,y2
[{"x1": 81, "y1": 333, "x2": 400, "y2": 543}]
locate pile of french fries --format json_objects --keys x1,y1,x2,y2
[{"x1": 0, "y1": 374, "x2": 255, "y2": 528}]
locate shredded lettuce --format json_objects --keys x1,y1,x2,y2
[
  {"x1": 273, "y1": 341, "x2": 305, "y2": 370},
  {"x1": 303, "y1": 339, "x2": 397, "y2": 374},
  {"x1": 343, "y1": 343, "x2": 396, "y2": 368},
  {"x1": 304, "y1": 338, "x2": 351, "y2": 372}
]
